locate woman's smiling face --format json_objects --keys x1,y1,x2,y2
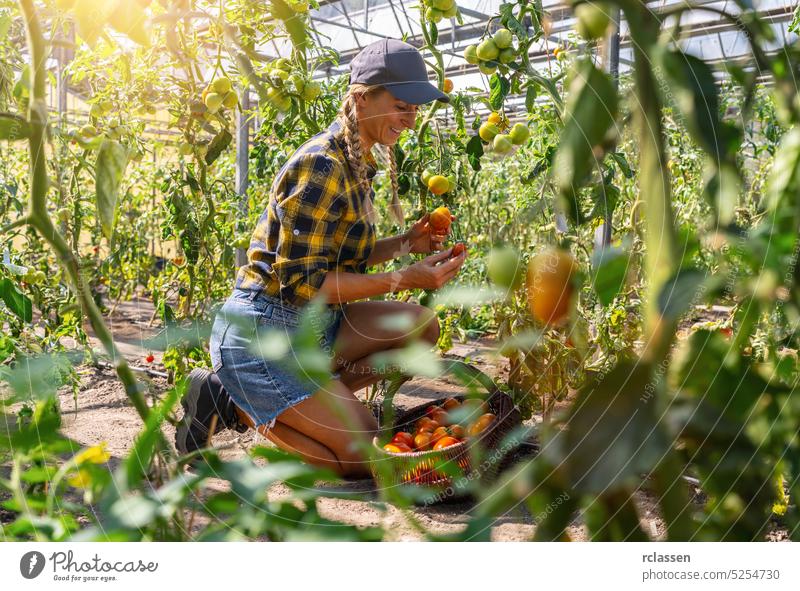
[{"x1": 356, "y1": 88, "x2": 418, "y2": 148}]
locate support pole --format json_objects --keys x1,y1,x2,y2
[
  {"x1": 235, "y1": 89, "x2": 251, "y2": 269},
  {"x1": 56, "y1": 24, "x2": 73, "y2": 124},
  {"x1": 595, "y1": 6, "x2": 621, "y2": 250}
]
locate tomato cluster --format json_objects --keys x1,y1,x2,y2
[
  {"x1": 478, "y1": 111, "x2": 530, "y2": 155},
  {"x1": 382, "y1": 398, "x2": 496, "y2": 454}
]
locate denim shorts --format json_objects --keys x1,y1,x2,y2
[{"x1": 209, "y1": 288, "x2": 343, "y2": 429}]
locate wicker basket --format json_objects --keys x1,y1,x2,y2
[{"x1": 371, "y1": 382, "x2": 521, "y2": 502}]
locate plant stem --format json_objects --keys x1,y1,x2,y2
[
  {"x1": 0, "y1": 215, "x2": 30, "y2": 235},
  {"x1": 17, "y1": 0, "x2": 169, "y2": 443},
  {"x1": 620, "y1": 4, "x2": 677, "y2": 365}
]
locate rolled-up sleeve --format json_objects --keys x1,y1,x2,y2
[{"x1": 271, "y1": 153, "x2": 345, "y2": 304}]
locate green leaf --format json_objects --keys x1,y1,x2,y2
[
  {"x1": 95, "y1": 140, "x2": 129, "y2": 240},
  {"x1": 488, "y1": 74, "x2": 510, "y2": 111},
  {"x1": 109, "y1": 495, "x2": 160, "y2": 529},
  {"x1": 654, "y1": 49, "x2": 742, "y2": 166},
  {"x1": 657, "y1": 268, "x2": 707, "y2": 322},
  {"x1": 0, "y1": 113, "x2": 31, "y2": 141},
  {"x1": 123, "y1": 379, "x2": 184, "y2": 489},
  {"x1": 525, "y1": 84, "x2": 537, "y2": 113},
  {"x1": 397, "y1": 173, "x2": 410, "y2": 195},
  {"x1": 791, "y1": 2, "x2": 800, "y2": 33},
  {"x1": 609, "y1": 151, "x2": 633, "y2": 178},
  {"x1": 465, "y1": 135, "x2": 484, "y2": 171},
  {"x1": 270, "y1": 0, "x2": 308, "y2": 50},
  {"x1": 703, "y1": 160, "x2": 740, "y2": 225},
  {"x1": 553, "y1": 59, "x2": 618, "y2": 224},
  {"x1": 0, "y1": 14, "x2": 11, "y2": 40},
  {"x1": 499, "y1": 3, "x2": 527, "y2": 42},
  {"x1": 0, "y1": 277, "x2": 32, "y2": 322},
  {"x1": 546, "y1": 360, "x2": 671, "y2": 494},
  {"x1": 591, "y1": 243, "x2": 629, "y2": 306},
  {"x1": 204, "y1": 128, "x2": 233, "y2": 165},
  {"x1": 764, "y1": 127, "x2": 800, "y2": 212},
  {"x1": 588, "y1": 182, "x2": 619, "y2": 222}
]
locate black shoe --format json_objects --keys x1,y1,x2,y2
[{"x1": 175, "y1": 368, "x2": 249, "y2": 456}]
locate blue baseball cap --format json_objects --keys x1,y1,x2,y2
[{"x1": 349, "y1": 39, "x2": 450, "y2": 105}]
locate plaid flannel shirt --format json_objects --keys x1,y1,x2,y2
[{"x1": 234, "y1": 120, "x2": 377, "y2": 307}]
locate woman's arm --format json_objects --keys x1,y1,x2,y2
[
  {"x1": 319, "y1": 247, "x2": 466, "y2": 304},
  {"x1": 365, "y1": 233, "x2": 412, "y2": 267}
]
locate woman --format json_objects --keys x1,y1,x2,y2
[{"x1": 175, "y1": 39, "x2": 466, "y2": 478}]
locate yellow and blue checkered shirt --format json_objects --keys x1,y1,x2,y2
[{"x1": 235, "y1": 120, "x2": 377, "y2": 307}]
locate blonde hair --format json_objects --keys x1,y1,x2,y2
[{"x1": 336, "y1": 84, "x2": 404, "y2": 225}]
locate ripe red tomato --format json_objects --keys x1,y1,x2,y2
[
  {"x1": 416, "y1": 417, "x2": 437, "y2": 432},
  {"x1": 449, "y1": 424, "x2": 466, "y2": 439},
  {"x1": 425, "y1": 405, "x2": 442, "y2": 418},
  {"x1": 452, "y1": 243, "x2": 467, "y2": 258},
  {"x1": 391, "y1": 432, "x2": 414, "y2": 448},
  {"x1": 442, "y1": 398, "x2": 460, "y2": 410},
  {"x1": 383, "y1": 442, "x2": 412, "y2": 454},
  {"x1": 431, "y1": 409, "x2": 449, "y2": 426},
  {"x1": 145, "y1": 354, "x2": 155, "y2": 363}
]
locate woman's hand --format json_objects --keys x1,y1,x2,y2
[
  {"x1": 404, "y1": 212, "x2": 455, "y2": 254},
  {"x1": 401, "y1": 246, "x2": 466, "y2": 291}
]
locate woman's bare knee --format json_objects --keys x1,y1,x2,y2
[{"x1": 420, "y1": 308, "x2": 440, "y2": 345}]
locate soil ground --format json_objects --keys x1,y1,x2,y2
[{"x1": 3, "y1": 296, "x2": 790, "y2": 541}]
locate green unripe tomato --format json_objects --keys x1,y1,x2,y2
[
  {"x1": 493, "y1": 134, "x2": 513, "y2": 154},
  {"x1": 509, "y1": 123, "x2": 530, "y2": 145},
  {"x1": 302, "y1": 81, "x2": 321, "y2": 101},
  {"x1": 79, "y1": 124, "x2": 98, "y2": 138},
  {"x1": 216, "y1": 80, "x2": 232, "y2": 97},
  {"x1": 425, "y1": 7, "x2": 443, "y2": 23},
  {"x1": 575, "y1": 2, "x2": 611, "y2": 40},
  {"x1": 274, "y1": 58, "x2": 292, "y2": 71},
  {"x1": 89, "y1": 103, "x2": 104, "y2": 119},
  {"x1": 498, "y1": 48, "x2": 515, "y2": 64},
  {"x1": 478, "y1": 122, "x2": 500, "y2": 142},
  {"x1": 492, "y1": 28, "x2": 513, "y2": 49},
  {"x1": 270, "y1": 68, "x2": 290, "y2": 85},
  {"x1": 204, "y1": 92, "x2": 224, "y2": 113},
  {"x1": 178, "y1": 142, "x2": 193, "y2": 156},
  {"x1": 463, "y1": 45, "x2": 479, "y2": 65},
  {"x1": 442, "y1": 3, "x2": 457, "y2": 18},
  {"x1": 101, "y1": 100, "x2": 114, "y2": 113},
  {"x1": 487, "y1": 246, "x2": 524, "y2": 291},
  {"x1": 476, "y1": 39, "x2": 499, "y2": 61},
  {"x1": 222, "y1": 91, "x2": 238, "y2": 109},
  {"x1": 421, "y1": 169, "x2": 434, "y2": 186},
  {"x1": 446, "y1": 174, "x2": 456, "y2": 193},
  {"x1": 478, "y1": 61, "x2": 497, "y2": 75},
  {"x1": 56, "y1": 207, "x2": 71, "y2": 223},
  {"x1": 432, "y1": 0, "x2": 453, "y2": 11}
]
